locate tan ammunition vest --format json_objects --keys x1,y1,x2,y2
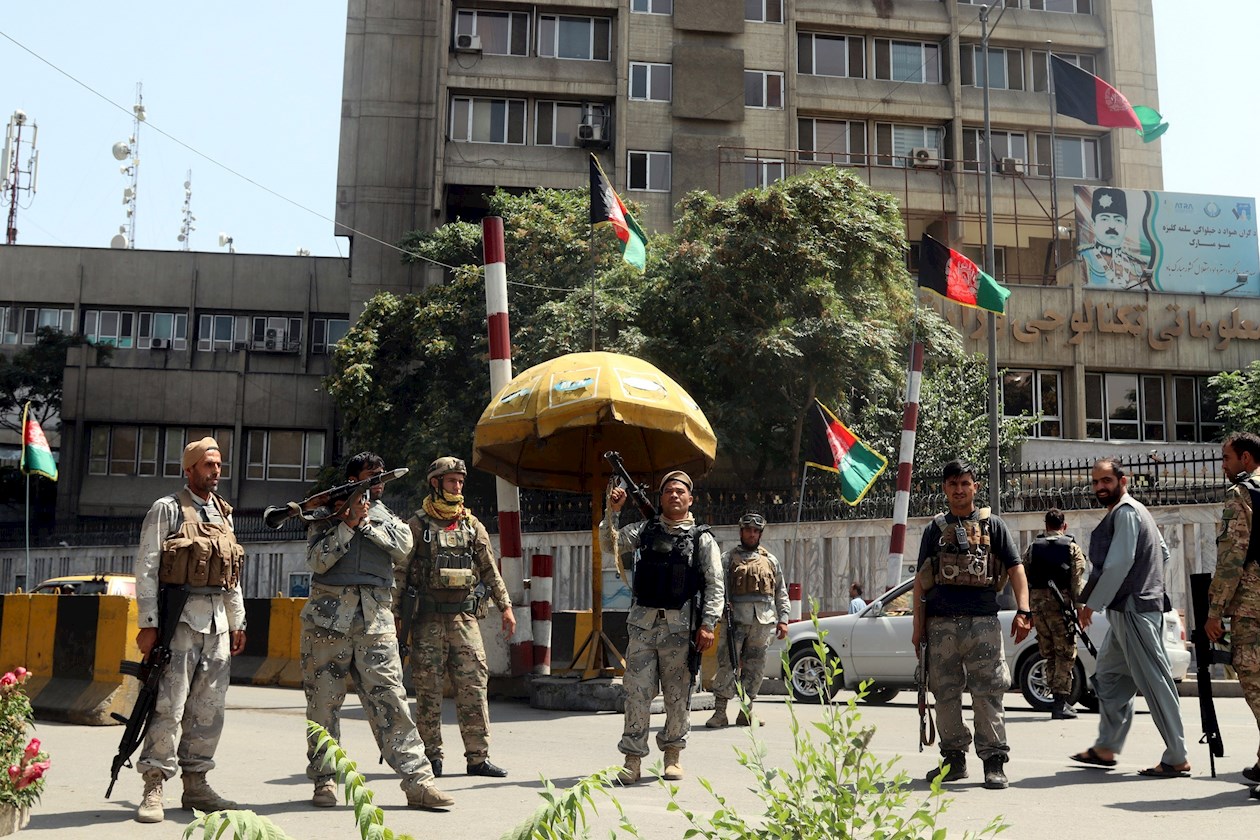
[
  {"x1": 158, "y1": 489, "x2": 244, "y2": 588},
  {"x1": 420, "y1": 515, "x2": 478, "y2": 593},
  {"x1": 729, "y1": 547, "x2": 775, "y2": 598},
  {"x1": 916, "y1": 508, "x2": 1004, "y2": 591}
]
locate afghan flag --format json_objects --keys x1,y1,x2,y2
[
  {"x1": 1051, "y1": 55, "x2": 1141, "y2": 129},
  {"x1": 803, "y1": 399, "x2": 888, "y2": 505},
  {"x1": 918, "y1": 234, "x2": 1011, "y2": 315},
  {"x1": 19, "y1": 403, "x2": 57, "y2": 481},
  {"x1": 589, "y1": 154, "x2": 647, "y2": 271}
]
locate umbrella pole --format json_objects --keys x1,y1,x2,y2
[{"x1": 569, "y1": 489, "x2": 626, "y2": 679}]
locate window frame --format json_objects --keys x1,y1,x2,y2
[
  {"x1": 744, "y1": 0, "x2": 783, "y2": 23},
  {"x1": 1172, "y1": 375, "x2": 1223, "y2": 443},
  {"x1": 744, "y1": 70, "x2": 784, "y2": 109},
  {"x1": 537, "y1": 14, "x2": 612, "y2": 61},
  {"x1": 630, "y1": 0, "x2": 673, "y2": 14},
  {"x1": 961, "y1": 127, "x2": 1029, "y2": 173},
  {"x1": 1034, "y1": 133, "x2": 1100, "y2": 180},
  {"x1": 1031, "y1": 50, "x2": 1095, "y2": 92},
  {"x1": 246, "y1": 429, "x2": 327, "y2": 482},
  {"x1": 449, "y1": 95, "x2": 528, "y2": 145},
  {"x1": 453, "y1": 9, "x2": 530, "y2": 57},
  {"x1": 627, "y1": 150, "x2": 672, "y2": 192},
  {"x1": 798, "y1": 117, "x2": 867, "y2": 165},
  {"x1": 874, "y1": 122, "x2": 944, "y2": 168},
  {"x1": 797, "y1": 32, "x2": 866, "y2": 79},
  {"x1": 629, "y1": 62, "x2": 672, "y2": 102},
  {"x1": 874, "y1": 38, "x2": 941, "y2": 84},
  {"x1": 1001, "y1": 369, "x2": 1063, "y2": 438},
  {"x1": 1084, "y1": 372, "x2": 1166, "y2": 442},
  {"x1": 960, "y1": 44, "x2": 1025, "y2": 91},
  {"x1": 743, "y1": 157, "x2": 785, "y2": 190}
]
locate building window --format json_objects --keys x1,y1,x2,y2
[
  {"x1": 197, "y1": 314, "x2": 248, "y2": 352},
  {"x1": 958, "y1": 245, "x2": 1006, "y2": 280},
  {"x1": 631, "y1": 0, "x2": 672, "y2": 13},
  {"x1": 1173, "y1": 376, "x2": 1223, "y2": 443},
  {"x1": 744, "y1": 70, "x2": 784, "y2": 109},
  {"x1": 535, "y1": 101, "x2": 608, "y2": 147},
  {"x1": 797, "y1": 33, "x2": 865, "y2": 78},
  {"x1": 89, "y1": 425, "x2": 230, "y2": 478},
  {"x1": 960, "y1": 44, "x2": 1025, "y2": 90},
  {"x1": 961, "y1": 128, "x2": 1028, "y2": 173},
  {"x1": 1084, "y1": 373, "x2": 1165, "y2": 441},
  {"x1": 449, "y1": 96, "x2": 526, "y2": 144},
  {"x1": 744, "y1": 158, "x2": 785, "y2": 190},
  {"x1": 250, "y1": 316, "x2": 302, "y2": 351},
  {"x1": 745, "y1": 0, "x2": 783, "y2": 23},
  {"x1": 1029, "y1": 0, "x2": 1091, "y2": 12},
  {"x1": 537, "y1": 15, "x2": 611, "y2": 61},
  {"x1": 1002, "y1": 369, "x2": 1062, "y2": 438},
  {"x1": 19, "y1": 307, "x2": 73, "y2": 345},
  {"x1": 628, "y1": 151, "x2": 671, "y2": 191},
  {"x1": 453, "y1": 10, "x2": 529, "y2": 56},
  {"x1": 0, "y1": 307, "x2": 19, "y2": 344},
  {"x1": 799, "y1": 118, "x2": 866, "y2": 165},
  {"x1": 1034, "y1": 133, "x2": 1099, "y2": 179},
  {"x1": 82, "y1": 310, "x2": 135, "y2": 348},
  {"x1": 246, "y1": 430, "x2": 325, "y2": 482},
  {"x1": 874, "y1": 123, "x2": 944, "y2": 167},
  {"x1": 161, "y1": 427, "x2": 233, "y2": 478},
  {"x1": 1031, "y1": 50, "x2": 1095, "y2": 93},
  {"x1": 874, "y1": 39, "x2": 940, "y2": 84},
  {"x1": 629, "y1": 62, "x2": 671, "y2": 102},
  {"x1": 311, "y1": 318, "x2": 350, "y2": 355},
  {"x1": 136, "y1": 312, "x2": 189, "y2": 350}
]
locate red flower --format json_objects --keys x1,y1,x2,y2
[
  {"x1": 15, "y1": 760, "x2": 49, "y2": 790},
  {"x1": 0, "y1": 673, "x2": 15, "y2": 688},
  {"x1": 6, "y1": 765, "x2": 18, "y2": 782},
  {"x1": 13, "y1": 667, "x2": 27, "y2": 680},
  {"x1": 24, "y1": 739, "x2": 41, "y2": 759}
]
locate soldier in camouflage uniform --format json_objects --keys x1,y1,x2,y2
[
  {"x1": 399, "y1": 456, "x2": 515, "y2": 779},
  {"x1": 301, "y1": 452, "x2": 453, "y2": 811},
  {"x1": 1023, "y1": 508, "x2": 1088, "y2": 719},
  {"x1": 1205, "y1": 432, "x2": 1260, "y2": 780},
  {"x1": 912, "y1": 460, "x2": 1031, "y2": 791},
  {"x1": 601, "y1": 471, "x2": 723, "y2": 785},
  {"x1": 707, "y1": 512, "x2": 789, "y2": 729},
  {"x1": 134, "y1": 438, "x2": 246, "y2": 824}
]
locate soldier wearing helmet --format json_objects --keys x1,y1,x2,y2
[
  {"x1": 396, "y1": 456, "x2": 516, "y2": 780},
  {"x1": 601, "y1": 470, "x2": 724, "y2": 785},
  {"x1": 706, "y1": 512, "x2": 789, "y2": 729}
]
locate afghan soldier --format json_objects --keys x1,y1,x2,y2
[
  {"x1": 706, "y1": 512, "x2": 789, "y2": 729},
  {"x1": 912, "y1": 459, "x2": 1031, "y2": 791},
  {"x1": 399, "y1": 457, "x2": 515, "y2": 779},
  {"x1": 601, "y1": 471, "x2": 723, "y2": 785},
  {"x1": 301, "y1": 452, "x2": 453, "y2": 811},
  {"x1": 1023, "y1": 508, "x2": 1088, "y2": 719},
  {"x1": 1205, "y1": 432, "x2": 1260, "y2": 780},
  {"x1": 133, "y1": 437, "x2": 245, "y2": 824}
]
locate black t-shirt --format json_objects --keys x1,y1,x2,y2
[{"x1": 917, "y1": 510, "x2": 1021, "y2": 617}]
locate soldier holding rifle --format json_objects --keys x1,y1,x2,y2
[
  {"x1": 301, "y1": 452, "x2": 453, "y2": 811},
  {"x1": 601, "y1": 468, "x2": 723, "y2": 785},
  {"x1": 706, "y1": 512, "x2": 789, "y2": 729},
  {"x1": 132, "y1": 437, "x2": 246, "y2": 824},
  {"x1": 1023, "y1": 508, "x2": 1088, "y2": 719}
]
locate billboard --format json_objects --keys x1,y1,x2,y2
[{"x1": 1075, "y1": 186, "x2": 1259, "y2": 295}]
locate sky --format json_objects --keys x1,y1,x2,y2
[{"x1": 0, "y1": 1, "x2": 1254, "y2": 259}]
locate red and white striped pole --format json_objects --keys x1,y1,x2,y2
[
  {"x1": 530, "y1": 554, "x2": 554, "y2": 673},
  {"x1": 482, "y1": 216, "x2": 531, "y2": 676},
  {"x1": 886, "y1": 341, "x2": 925, "y2": 592}
]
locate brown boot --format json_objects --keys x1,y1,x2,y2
[
  {"x1": 136, "y1": 769, "x2": 165, "y2": 823},
  {"x1": 616, "y1": 754, "x2": 641, "y2": 786},
  {"x1": 181, "y1": 772, "x2": 238, "y2": 811},
  {"x1": 311, "y1": 779, "x2": 337, "y2": 808},
  {"x1": 735, "y1": 709, "x2": 764, "y2": 727},
  {"x1": 663, "y1": 747, "x2": 684, "y2": 781},
  {"x1": 406, "y1": 782, "x2": 455, "y2": 810},
  {"x1": 706, "y1": 699, "x2": 730, "y2": 729}
]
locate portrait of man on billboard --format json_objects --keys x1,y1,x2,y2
[{"x1": 1078, "y1": 187, "x2": 1150, "y2": 288}]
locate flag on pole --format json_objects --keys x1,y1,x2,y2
[
  {"x1": 918, "y1": 234, "x2": 1011, "y2": 315},
  {"x1": 803, "y1": 399, "x2": 888, "y2": 505},
  {"x1": 589, "y1": 154, "x2": 647, "y2": 271},
  {"x1": 19, "y1": 403, "x2": 57, "y2": 481},
  {"x1": 1050, "y1": 55, "x2": 1142, "y2": 129}
]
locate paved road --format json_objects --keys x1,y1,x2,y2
[{"x1": 19, "y1": 685, "x2": 1260, "y2": 839}]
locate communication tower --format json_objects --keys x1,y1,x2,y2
[
  {"x1": 2, "y1": 110, "x2": 39, "y2": 246},
  {"x1": 110, "y1": 83, "x2": 145, "y2": 249},
  {"x1": 177, "y1": 170, "x2": 195, "y2": 250}
]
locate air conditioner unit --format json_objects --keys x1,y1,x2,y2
[
  {"x1": 233, "y1": 340, "x2": 248, "y2": 351},
  {"x1": 999, "y1": 156, "x2": 1024, "y2": 176},
  {"x1": 454, "y1": 33, "x2": 482, "y2": 53},
  {"x1": 150, "y1": 338, "x2": 168, "y2": 350},
  {"x1": 911, "y1": 147, "x2": 940, "y2": 169},
  {"x1": 578, "y1": 123, "x2": 602, "y2": 142},
  {"x1": 264, "y1": 328, "x2": 284, "y2": 351}
]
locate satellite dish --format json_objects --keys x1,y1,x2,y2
[
  {"x1": 183, "y1": 180, "x2": 191, "y2": 189},
  {"x1": 218, "y1": 233, "x2": 231, "y2": 247},
  {"x1": 177, "y1": 234, "x2": 186, "y2": 242},
  {"x1": 111, "y1": 141, "x2": 131, "y2": 161},
  {"x1": 110, "y1": 234, "x2": 128, "y2": 249}
]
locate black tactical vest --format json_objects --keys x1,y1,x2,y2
[
  {"x1": 1026, "y1": 534, "x2": 1074, "y2": 590},
  {"x1": 1244, "y1": 478, "x2": 1260, "y2": 566},
  {"x1": 632, "y1": 521, "x2": 707, "y2": 610}
]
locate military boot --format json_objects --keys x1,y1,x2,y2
[
  {"x1": 706, "y1": 700, "x2": 730, "y2": 728},
  {"x1": 927, "y1": 750, "x2": 968, "y2": 784},
  {"x1": 136, "y1": 769, "x2": 165, "y2": 823},
  {"x1": 311, "y1": 779, "x2": 337, "y2": 808},
  {"x1": 735, "y1": 709, "x2": 764, "y2": 727},
  {"x1": 982, "y1": 755, "x2": 1009, "y2": 790},
  {"x1": 181, "y1": 772, "x2": 238, "y2": 811},
  {"x1": 430, "y1": 756, "x2": 443, "y2": 778},
  {"x1": 405, "y1": 782, "x2": 455, "y2": 810},
  {"x1": 662, "y1": 747, "x2": 684, "y2": 781},
  {"x1": 1051, "y1": 695, "x2": 1078, "y2": 720},
  {"x1": 616, "y1": 754, "x2": 641, "y2": 786}
]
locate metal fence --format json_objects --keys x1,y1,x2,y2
[{"x1": 0, "y1": 448, "x2": 1225, "y2": 549}]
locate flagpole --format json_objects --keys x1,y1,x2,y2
[
  {"x1": 1048, "y1": 46, "x2": 1061, "y2": 273},
  {"x1": 980, "y1": 3, "x2": 1002, "y2": 516},
  {"x1": 24, "y1": 472, "x2": 30, "y2": 591},
  {"x1": 791, "y1": 464, "x2": 809, "y2": 582}
]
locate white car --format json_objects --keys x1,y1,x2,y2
[{"x1": 773, "y1": 577, "x2": 1190, "y2": 711}]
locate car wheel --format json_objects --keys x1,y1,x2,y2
[
  {"x1": 859, "y1": 685, "x2": 900, "y2": 705},
  {"x1": 786, "y1": 641, "x2": 840, "y2": 703},
  {"x1": 1016, "y1": 651, "x2": 1084, "y2": 712}
]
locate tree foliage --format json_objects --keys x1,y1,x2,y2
[
  {"x1": 1209, "y1": 360, "x2": 1260, "y2": 436},
  {"x1": 0, "y1": 327, "x2": 101, "y2": 435}
]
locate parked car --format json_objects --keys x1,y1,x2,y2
[
  {"x1": 32, "y1": 574, "x2": 137, "y2": 597},
  {"x1": 771, "y1": 577, "x2": 1190, "y2": 712}
]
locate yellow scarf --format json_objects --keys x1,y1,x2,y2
[{"x1": 423, "y1": 493, "x2": 467, "y2": 523}]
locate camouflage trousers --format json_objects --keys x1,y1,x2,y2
[
  {"x1": 711, "y1": 621, "x2": 774, "y2": 703},
  {"x1": 1231, "y1": 616, "x2": 1260, "y2": 761},
  {"x1": 926, "y1": 615, "x2": 1011, "y2": 760},
  {"x1": 1030, "y1": 589, "x2": 1078, "y2": 696},
  {"x1": 301, "y1": 610, "x2": 433, "y2": 786},
  {"x1": 620, "y1": 621, "x2": 692, "y2": 757},
  {"x1": 408, "y1": 613, "x2": 490, "y2": 763},
  {"x1": 138, "y1": 622, "x2": 231, "y2": 779}
]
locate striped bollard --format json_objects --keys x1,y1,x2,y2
[
  {"x1": 788, "y1": 582, "x2": 803, "y2": 622},
  {"x1": 886, "y1": 341, "x2": 924, "y2": 591},
  {"x1": 530, "y1": 554, "x2": 554, "y2": 674}
]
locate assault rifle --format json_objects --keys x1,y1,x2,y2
[
  {"x1": 916, "y1": 638, "x2": 935, "y2": 751},
  {"x1": 602, "y1": 451, "x2": 657, "y2": 519},
  {"x1": 106, "y1": 584, "x2": 191, "y2": 797},
  {"x1": 263, "y1": 467, "x2": 409, "y2": 529},
  {"x1": 1047, "y1": 580, "x2": 1100, "y2": 697},
  {"x1": 1189, "y1": 572, "x2": 1226, "y2": 777},
  {"x1": 723, "y1": 598, "x2": 739, "y2": 675}
]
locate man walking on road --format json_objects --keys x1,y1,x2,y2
[{"x1": 1070, "y1": 458, "x2": 1189, "y2": 778}]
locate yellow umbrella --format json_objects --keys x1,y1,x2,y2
[{"x1": 473, "y1": 351, "x2": 717, "y2": 676}]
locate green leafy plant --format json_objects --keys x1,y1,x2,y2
[
  {"x1": 499, "y1": 768, "x2": 642, "y2": 840},
  {"x1": 0, "y1": 667, "x2": 50, "y2": 811}
]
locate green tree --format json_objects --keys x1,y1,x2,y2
[
  {"x1": 0, "y1": 327, "x2": 101, "y2": 434},
  {"x1": 1209, "y1": 360, "x2": 1260, "y2": 436}
]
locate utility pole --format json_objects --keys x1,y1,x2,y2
[{"x1": 980, "y1": 2, "x2": 1003, "y2": 514}]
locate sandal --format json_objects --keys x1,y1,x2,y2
[
  {"x1": 1137, "y1": 762, "x2": 1190, "y2": 778},
  {"x1": 1069, "y1": 747, "x2": 1117, "y2": 768}
]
